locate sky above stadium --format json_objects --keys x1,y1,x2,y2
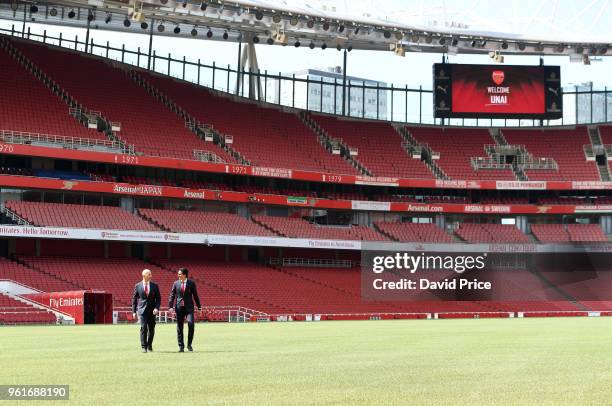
[{"x1": 1, "y1": 0, "x2": 611, "y2": 91}]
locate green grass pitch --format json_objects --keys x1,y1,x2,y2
[{"x1": 1, "y1": 318, "x2": 611, "y2": 405}]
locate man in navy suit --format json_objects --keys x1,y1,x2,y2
[
  {"x1": 132, "y1": 269, "x2": 161, "y2": 353},
  {"x1": 168, "y1": 268, "x2": 201, "y2": 352}
]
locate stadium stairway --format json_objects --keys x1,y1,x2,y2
[
  {"x1": 490, "y1": 128, "x2": 509, "y2": 146},
  {"x1": 251, "y1": 216, "x2": 284, "y2": 237},
  {"x1": 1, "y1": 205, "x2": 31, "y2": 226},
  {"x1": 394, "y1": 125, "x2": 448, "y2": 179},
  {"x1": 0, "y1": 277, "x2": 73, "y2": 323},
  {"x1": 488, "y1": 129, "x2": 529, "y2": 181},
  {"x1": 597, "y1": 126, "x2": 612, "y2": 182},
  {"x1": 299, "y1": 112, "x2": 370, "y2": 175},
  {"x1": 373, "y1": 223, "x2": 398, "y2": 242},
  {"x1": 587, "y1": 127, "x2": 611, "y2": 181}
]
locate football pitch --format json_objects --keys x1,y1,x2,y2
[{"x1": 1, "y1": 318, "x2": 611, "y2": 405}]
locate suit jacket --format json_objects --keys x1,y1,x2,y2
[
  {"x1": 168, "y1": 279, "x2": 201, "y2": 312},
  {"x1": 131, "y1": 281, "x2": 161, "y2": 315}
]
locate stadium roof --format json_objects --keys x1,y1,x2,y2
[
  {"x1": 250, "y1": 0, "x2": 612, "y2": 44},
  {"x1": 1, "y1": 0, "x2": 610, "y2": 56}
]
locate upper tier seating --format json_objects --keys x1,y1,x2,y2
[
  {"x1": 503, "y1": 128, "x2": 600, "y2": 181},
  {"x1": 408, "y1": 127, "x2": 517, "y2": 180},
  {"x1": 12, "y1": 39, "x2": 235, "y2": 162},
  {"x1": 3, "y1": 38, "x2": 609, "y2": 187},
  {"x1": 312, "y1": 115, "x2": 435, "y2": 178},
  {"x1": 0, "y1": 45, "x2": 106, "y2": 141},
  {"x1": 599, "y1": 125, "x2": 612, "y2": 146},
  {"x1": 139, "y1": 72, "x2": 357, "y2": 174}
]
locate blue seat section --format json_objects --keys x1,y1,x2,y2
[{"x1": 35, "y1": 170, "x2": 92, "y2": 181}]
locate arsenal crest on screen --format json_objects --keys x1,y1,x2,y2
[{"x1": 492, "y1": 70, "x2": 505, "y2": 85}]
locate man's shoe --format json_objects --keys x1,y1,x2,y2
[
  {"x1": 147, "y1": 346, "x2": 153, "y2": 352},
  {"x1": 141, "y1": 348, "x2": 148, "y2": 353},
  {"x1": 187, "y1": 346, "x2": 193, "y2": 352},
  {"x1": 178, "y1": 348, "x2": 184, "y2": 352}
]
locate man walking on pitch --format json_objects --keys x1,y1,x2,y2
[
  {"x1": 132, "y1": 269, "x2": 161, "y2": 353},
  {"x1": 168, "y1": 268, "x2": 201, "y2": 352}
]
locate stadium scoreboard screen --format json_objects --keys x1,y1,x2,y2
[{"x1": 433, "y1": 63, "x2": 562, "y2": 119}]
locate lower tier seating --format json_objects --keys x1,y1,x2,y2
[
  {"x1": 0, "y1": 292, "x2": 57, "y2": 324},
  {"x1": 0, "y1": 256, "x2": 596, "y2": 315},
  {"x1": 18, "y1": 256, "x2": 176, "y2": 307}
]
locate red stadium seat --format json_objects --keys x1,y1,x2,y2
[
  {"x1": 253, "y1": 215, "x2": 388, "y2": 241},
  {"x1": 5, "y1": 201, "x2": 159, "y2": 231}
]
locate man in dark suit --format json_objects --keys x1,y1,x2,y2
[
  {"x1": 168, "y1": 268, "x2": 201, "y2": 352},
  {"x1": 132, "y1": 269, "x2": 161, "y2": 353}
]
